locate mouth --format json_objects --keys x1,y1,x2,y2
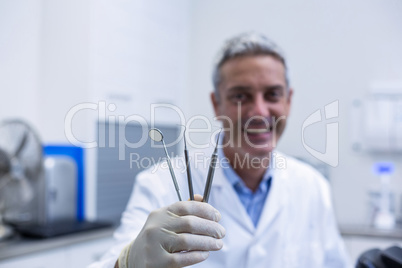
[
  {"x1": 244, "y1": 126, "x2": 273, "y2": 134},
  {"x1": 243, "y1": 124, "x2": 273, "y2": 134}
]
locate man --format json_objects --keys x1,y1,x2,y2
[{"x1": 90, "y1": 33, "x2": 350, "y2": 268}]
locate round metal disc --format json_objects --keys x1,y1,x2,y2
[{"x1": 148, "y1": 128, "x2": 163, "y2": 142}]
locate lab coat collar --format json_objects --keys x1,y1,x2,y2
[
  {"x1": 210, "y1": 150, "x2": 288, "y2": 235},
  {"x1": 255, "y1": 164, "x2": 288, "y2": 236},
  {"x1": 217, "y1": 147, "x2": 273, "y2": 190},
  {"x1": 214, "y1": 145, "x2": 276, "y2": 188},
  {"x1": 212, "y1": 163, "x2": 256, "y2": 232}
]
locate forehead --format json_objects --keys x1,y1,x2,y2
[{"x1": 219, "y1": 55, "x2": 287, "y2": 89}]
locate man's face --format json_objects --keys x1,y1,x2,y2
[{"x1": 211, "y1": 55, "x2": 293, "y2": 159}]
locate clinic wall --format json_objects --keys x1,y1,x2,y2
[
  {"x1": 0, "y1": 0, "x2": 90, "y2": 143},
  {"x1": 0, "y1": 0, "x2": 190, "y2": 144},
  {"x1": 38, "y1": 0, "x2": 91, "y2": 143},
  {"x1": 185, "y1": 0, "x2": 402, "y2": 225},
  {"x1": 0, "y1": 0, "x2": 42, "y2": 128}
]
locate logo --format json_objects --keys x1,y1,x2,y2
[{"x1": 301, "y1": 100, "x2": 339, "y2": 167}]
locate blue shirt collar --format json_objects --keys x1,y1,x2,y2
[{"x1": 217, "y1": 147, "x2": 274, "y2": 193}]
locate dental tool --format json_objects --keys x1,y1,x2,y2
[
  {"x1": 149, "y1": 128, "x2": 182, "y2": 201},
  {"x1": 203, "y1": 130, "x2": 222, "y2": 203},
  {"x1": 182, "y1": 127, "x2": 194, "y2": 201}
]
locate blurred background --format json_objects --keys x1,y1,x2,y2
[{"x1": 0, "y1": 0, "x2": 401, "y2": 267}]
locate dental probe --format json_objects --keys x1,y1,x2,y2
[
  {"x1": 203, "y1": 130, "x2": 222, "y2": 203},
  {"x1": 183, "y1": 127, "x2": 194, "y2": 200}
]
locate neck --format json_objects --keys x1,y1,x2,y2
[{"x1": 223, "y1": 147, "x2": 271, "y2": 192}]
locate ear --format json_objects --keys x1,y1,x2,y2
[
  {"x1": 286, "y1": 88, "x2": 294, "y2": 115},
  {"x1": 210, "y1": 92, "x2": 220, "y2": 116}
]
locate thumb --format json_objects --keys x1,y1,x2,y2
[
  {"x1": 188, "y1": 194, "x2": 204, "y2": 202},
  {"x1": 193, "y1": 194, "x2": 203, "y2": 202}
]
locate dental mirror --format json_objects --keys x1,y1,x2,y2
[
  {"x1": 148, "y1": 128, "x2": 182, "y2": 201},
  {"x1": 148, "y1": 128, "x2": 163, "y2": 142}
]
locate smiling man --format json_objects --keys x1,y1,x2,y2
[
  {"x1": 90, "y1": 33, "x2": 351, "y2": 268},
  {"x1": 211, "y1": 44, "x2": 293, "y2": 191}
]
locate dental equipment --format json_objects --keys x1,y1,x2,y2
[
  {"x1": 149, "y1": 128, "x2": 182, "y2": 201},
  {"x1": 203, "y1": 130, "x2": 222, "y2": 203},
  {"x1": 183, "y1": 127, "x2": 194, "y2": 201}
]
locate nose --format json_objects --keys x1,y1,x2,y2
[{"x1": 248, "y1": 94, "x2": 270, "y2": 118}]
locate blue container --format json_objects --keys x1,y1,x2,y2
[{"x1": 43, "y1": 145, "x2": 85, "y2": 221}]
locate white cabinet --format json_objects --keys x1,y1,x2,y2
[
  {"x1": 0, "y1": 249, "x2": 67, "y2": 268},
  {"x1": 0, "y1": 236, "x2": 114, "y2": 268},
  {"x1": 66, "y1": 237, "x2": 114, "y2": 267}
]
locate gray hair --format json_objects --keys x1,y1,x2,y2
[{"x1": 212, "y1": 32, "x2": 289, "y2": 101}]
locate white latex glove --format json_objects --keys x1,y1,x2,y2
[{"x1": 120, "y1": 195, "x2": 225, "y2": 268}]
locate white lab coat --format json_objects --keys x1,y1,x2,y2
[{"x1": 89, "y1": 149, "x2": 351, "y2": 268}]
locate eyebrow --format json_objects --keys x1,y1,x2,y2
[
  {"x1": 227, "y1": 86, "x2": 251, "y2": 93},
  {"x1": 266, "y1": 85, "x2": 285, "y2": 91},
  {"x1": 227, "y1": 85, "x2": 285, "y2": 93}
]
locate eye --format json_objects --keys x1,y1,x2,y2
[
  {"x1": 229, "y1": 93, "x2": 248, "y2": 103},
  {"x1": 265, "y1": 89, "x2": 283, "y2": 102}
]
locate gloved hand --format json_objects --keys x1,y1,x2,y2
[{"x1": 119, "y1": 195, "x2": 225, "y2": 268}]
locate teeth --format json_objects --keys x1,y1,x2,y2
[{"x1": 245, "y1": 128, "x2": 271, "y2": 134}]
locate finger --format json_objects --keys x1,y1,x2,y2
[
  {"x1": 169, "y1": 215, "x2": 225, "y2": 239},
  {"x1": 168, "y1": 201, "x2": 221, "y2": 222},
  {"x1": 169, "y1": 251, "x2": 209, "y2": 267},
  {"x1": 193, "y1": 194, "x2": 203, "y2": 202},
  {"x1": 187, "y1": 194, "x2": 203, "y2": 202},
  {"x1": 162, "y1": 231, "x2": 223, "y2": 253}
]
